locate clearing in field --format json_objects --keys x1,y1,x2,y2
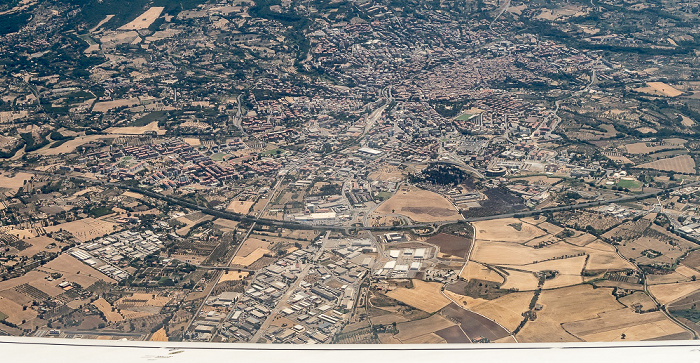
[
  {"x1": 649, "y1": 281, "x2": 700, "y2": 305},
  {"x1": 118, "y1": 7, "x2": 165, "y2": 30},
  {"x1": 562, "y1": 309, "x2": 689, "y2": 341},
  {"x1": 231, "y1": 247, "x2": 270, "y2": 267},
  {"x1": 226, "y1": 200, "x2": 255, "y2": 214},
  {"x1": 394, "y1": 314, "x2": 455, "y2": 342},
  {"x1": 636, "y1": 82, "x2": 683, "y2": 97},
  {"x1": 473, "y1": 218, "x2": 546, "y2": 243},
  {"x1": 517, "y1": 285, "x2": 623, "y2": 342},
  {"x1": 636, "y1": 154, "x2": 696, "y2": 174},
  {"x1": 375, "y1": 186, "x2": 463, "y2": 223},
  {"x1": 45, "y1": 218, "x2": 117, "y2": 242},
  {"x1": 92, "y1": 298, "x2": 123, "y2": 322},
  {"x1": 386, "y1": 280, "x2": 452, "y2": 313}
]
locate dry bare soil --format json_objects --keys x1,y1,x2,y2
[
  {"x1": 375, "y1": 186, "x2": 463, "y2": 223},
  {"x1": 386, "y1": 280, "x2": 452, "y2": 313}
]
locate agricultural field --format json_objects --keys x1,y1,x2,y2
[
  {"x1": 649, "y1": 281, "x2": 700, "y2": 305},
  {"x1": 386, "y1": 280, "x2": 451, "y2": 313},
  {"x1": 618, "y1": 292, "x2": 659, "y2": 313},
  {"x1": 150, "y1": 328, "x2": 169, "y2": 341},
  {"x1": 231, "y1": 248, "x2": 269, "y2": 267},
  {"x1": 563, "y1": 309, "x2": 690, "y2": 341},
  {"x1": 218, "y1": 271, "x2": 249, "y2": 282},
  {"x1": 472, "y1": 240, "x2": 582, "y2": 266},
  {"x1": 552, "y1": 211, "x2": 623, "y2": 232},
  {"x1": 435, "y1": 325, "x2": 471, "y2": 343},
  {"x1": 502, "y1": 255, "x2": 588, "y2": 290},
  {"x1": 0, "y1": 171, "x2": 33, "y2": 194},
  {"x1": 368, "y1": 166, "x2": 405, "y2": 182},
  {"x1": 469, "y1": 291, "x2": 535, "y2": 332},
  {"x1": 616, "y1": 225, "x2": 696, "y2": 265},
  {"x1": 472, "y1": 218, "x2": 546, "y2": 243},
  {"x1": 225, "y1": 200, "x2": 255, "y2": 214},
  {"x1": 459, "y1": 262, "x2": 505, "y2": 284},
  {"x1": 0, "y1": 295, "x2": 37, "y2": 325},
  {"x1": 636, "y1": 154, "x2": 696, "y2": 174},
  {"x1": 499, "y1": 269, "x2": 541, "y2": 291},
  {"x1": 625, "y1": 142, "x2": 678, "y2": 155},
  {"x1": 444, "y1": 290, "x2": 489, "y2": 310},
  {"x1": 583, "y1": 241, "x2": 635, "y2": 271},
  {"x1": 516, "y1": 285, "x2": 623, "y2": 342},
  {"x1": 91, "y1": 98, "x2": 141, "y2": 112},
  {"x1": 680, "y1": 250, "x2": 700, "y2": 270},
  {"x1": 375, "y1": 186, "x2": 463, "y2": 223},
  {"x1": 104, "y1": 121, "x2": 165, "y2": 135},
  {"x1": 92, "y1": 298, "x2": 123, "y2": 322},
  {"x1": 44, "y1": 218, "x2": 118, "y2": 242},
  {"x1": 40, "y1": 254, "x2": 116, "y2": 286},
  {"x1": 34, "y1": 135, "x2": 115, "y2": 156},
  {"x1": 426, "y1": 233, "x2": 472, "y2": 259},
  {"x1": 118, "y1": 7, "x2": 164, "y2": 30},
  {"x1": 635, "y1": 82, "x2": 684, "y2": 98},
  {"x1": 0, "y1": 271, "x2": 64, "y2": 298},
  {"x1": 17, "y1": 236, "x2": 62, "y2": 257},
  {"x1": 440, "y1": 302, "x2": 511, "y2": 342},
  {"x1": 394, "y1": 314, "x2": 455, "y2": 342}
]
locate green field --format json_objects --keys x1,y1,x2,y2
[
  {"x1": 89, "y1": 207, "x2": 114, "y2": 218},
  {"x1": 617, "y1": 179, "x2": 642, "y2": 189},
  {"x1": 131, "y1": 110, "x2": 167, "y2": 127},
  {"x1": 455, "y1": 113, "x2": 476, "y2": 121},
  {"x1": 0, "y1": 310, "x2": 8, "y2": 321},
  {"x1": 211, "y1": 153, "x2": 227, "y2": 161},
  {"x1": 375, "y1": 192, "x2": 393, "y2": 201},
  {"x1": 262, "y1": 148, "x2": 284, "y2": 156}
]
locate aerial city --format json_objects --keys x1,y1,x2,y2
[{"x1": 0, "y1": 0, "x2": 699, "y2": 345}]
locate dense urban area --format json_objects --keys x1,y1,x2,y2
[{"x1": 1, "y1": 0, "x2": 700, "y2": 344}]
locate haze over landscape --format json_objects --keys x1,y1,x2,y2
[{"x1": 0, "y1": 0, "x2": 700, "y2": 345}]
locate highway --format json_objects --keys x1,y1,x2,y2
[{"x1": 14, "y1": 167, "x2": 699, "y2": 233}]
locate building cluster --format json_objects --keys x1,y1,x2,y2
[{"x1": 70, "y1": 231, "x2": 163, "y2": 281}]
